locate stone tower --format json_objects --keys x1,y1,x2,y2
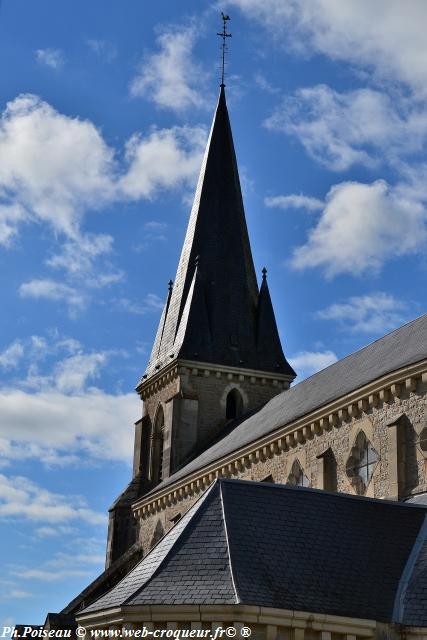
[{"x1": 105, "y1": 86, "x2": 295, "y2": 567}]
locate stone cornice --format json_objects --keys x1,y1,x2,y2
[
  {"x1": 76, "y1": 603, "x2": 377, "y2": 635},
  {"x1": 136, "y1": 358, "x2": 294, "y2": 400},
  {"x1": 133, "y1": 359, "x2": 427, "y2": 517}
]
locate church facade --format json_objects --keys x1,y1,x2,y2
[{"x1": 34, "y1": 86, "x2": 427, "y2": 637}]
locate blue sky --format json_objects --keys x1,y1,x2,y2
[{"x1": 1, "y1": 0, "x2": 427, "y2": 626}]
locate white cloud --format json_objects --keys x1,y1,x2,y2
[
  {"x1": 86, "y1": 39, "x2": 117, "y2": 63},
  {"x1": 265, "y1": 85, "x2": 427, "y2": 171},
  {"x1": 53, "y1": 352, "x2": 107, "y2": 394},
  {"x1": 19, "y1": 279, "x2": 85, "y2": 314},
  {"x1": 265, "y1": 193, "x2": 323, "y2": 211},
  {"x1": 0, "y1": 389, "x2": 137, "y2": 465},
  {"x1": 229, "y1": 0, "x2": 427, "y2": 94},
  {"x1": 144, "y1": 221, "x2": 168, "y2": 231},
  {"x1": 291, "y1": 179, "x2": 427, "y2": 277},
  {"x1": 0, "y1": 94, "x2": 115, "y2": 239},
  {"x1": 316, "y1": 293, "x2": 408, "y2": 334},
  {"x1": 130, "y1": 26, "x2": 209, "y2": 111},
  {"x1": 35, "y1": 48, "x2": 64, "y2": 69},
  {"x1": 12, "y1": 568, "x2": 90, "y2": 582},
  {"x1": 0, "y1": 474, "x2": 104, "y2": 524},
  {"x1": 119, "y1": 125, "x2": 206, "y2": 200},
  {"x1": 11, "y1": 549, "x2": 104, "y2": 583},
  {"x1": 46, "y1": 233, "x2": 113, "y2": 275},
  {"x1": 46, "y1": 232, "x2": 124, "y2": 288},
  {"x1": 289, "y1": 350, "x2": 338, "y2": 380},
  {"x1": 0, "y1": 94, "x2": 205, "y2": 250},
  {"x1": 0, "y1": 341, "x2": 24, "y2": 370},
  {"x1": 0, "y1": 333, "x2": 138, "y2": 467},
  {"x1": 0, "y1": 204, "x2": 27, "y2": 247},
  {"x1": 117, "y1": 294, "x2": 164, "y2": 316},
  {"x1": 35, "y1": 525, "x2": 76, "y2": 538}
]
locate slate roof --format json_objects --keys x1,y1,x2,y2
[
  {"x1": 79, "y1": 479, "x2": 427, "y2": 625},
  {"x1": 402, "y1": 532, "x2": 427, "y2": 625},
  {"x1": 148, "y1": 312, "x2": 427, "y2": 495},
  {"x1": 139, "y1": 86, "x2": 294, "y2": 382}
]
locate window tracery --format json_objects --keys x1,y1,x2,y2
[
  {"x1": 287, "y1": 459, "x2": 310, "y2": 487},
  {"x1": 346, "y1": 431, "x2": 378, "y2": 495}
]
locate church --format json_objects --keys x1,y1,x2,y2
[{"x1": 26, "y1": 72, "x2": 427, "y2": 637}]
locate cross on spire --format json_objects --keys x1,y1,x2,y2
[{"x1": 217, "y1": 12, "x2": 231, "y2": 87}]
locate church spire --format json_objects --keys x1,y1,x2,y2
[{"x1": 139, "y1": 85, "x2": 295, "y2": 384}]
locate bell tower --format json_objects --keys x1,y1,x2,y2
[
  {"x1": 106, "y1": 84, "x2": 295, "y2": 568},
  {"x1": 134, "y1": 84, "x2": 295, "y2": 482}
]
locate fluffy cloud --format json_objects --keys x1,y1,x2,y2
[
  {"x1": 0, "y1": 335, "x2": 139, "y2": 466},
  {"x1": 130, "y1": 27, "x2": 209, "y2": 111},
  {"x1": 0, "y1": 341, "x2": 24, "y2": 370},
  {"x1": 119, "y1": 126, "x2": 206, "y2": 199},
  {"x1": 0, "y1": 94, "x2": 115, "y2": 240},
  {"x1": 229, "y1": 0, "x2": 427, "y2": 94},
  {"x1": 265, "y1": 85, "x2": 427, "y2": 171},
  {"x1": 265, "y1": 193, "x2": 323, "y2": 211},
  {"x1": 35, "y1": 48, "x2": 64, "y2": 69},
  {"x1": 0, "y1": 474, "x2": 104, "y2": 524},
  {"x1": 19, "y1": 279, "x2": 86, "y2": 314},
  {"x1": 291, "y1": 179, "x2": 427, "y2": 277},
  {"x1": 0, "y1": 94, "x2": 205, "y2": 246},
  {"x1": 53, "y1": 352, "x2": 107, "y2": 394},
  {"x1": 316, "y1": 293, "x2": 408, "y2": 334},
  {"x1": 0, "y1": 389, "x2": 137, "y2": 465},
  {"x1": 46, "y1": 233, "x2": 124, "y2": 289},
  {"x1": 289, "y1": 350, "x2": 338, "y2": 380}
]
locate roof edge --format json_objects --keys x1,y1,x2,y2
[
  {"x1": 392, "y1": 512, "x2": 427, "y2": 622},
  {"x1": 219, "y1": 481, "x2": 241, "y2": 604}
]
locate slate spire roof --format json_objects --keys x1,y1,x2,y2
[
  {"x1": 140, "y1": 87, "x2": 295, "y2": 381},
  {"x1": 79, "y1": 479, "x2": 427, "y2": 626}
]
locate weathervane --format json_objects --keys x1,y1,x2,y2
[{"x1": 217, "y1": 12, "x2": 231, "y2": 87}]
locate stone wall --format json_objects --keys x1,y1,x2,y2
[
  {"x1": 137, "y1": 377, "x2": 427, "y2": 556},
  {"x1": 138, "y1": 361, "x2": 289, "y2": 484}
]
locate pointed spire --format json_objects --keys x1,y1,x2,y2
[
  {"x1": 256, "y1": 268, "x2": 296, "y2": 377},
  {"x1": 140, "y1": 88, "x2": 295, "y2": 383}
]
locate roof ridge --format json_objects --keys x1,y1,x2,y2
[
  {"x1": 122, "y1": 481, "x2": 219, "y2": 606},
  {"x1": 219, "y1": 481, "x2": 241, "y2": 604},
  {"x1": 81, "y1": 482, "x2": 218, "y2": 614},
  {"x1": 392, "y1": 512, "x2": 427, "y2": 622},
  {"x1": 217, "y1": 477, "x2": 427, "y2": 510},
  {"x1": 291, "y1": 311, "x2": 427, "y2": 387}
]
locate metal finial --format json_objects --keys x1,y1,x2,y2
[
  {"x1": 195, "y1": 255, "x2": 200, "y2": 267},
  {"x1": 217, "y1": 12, "x2": 231, "y2": 87},
  {"x1": 168, "y1": 279, "x2": 173, "y2": 292},
  {"x1": 262, "y1": 267, "x2": 267, "y2": 281}
]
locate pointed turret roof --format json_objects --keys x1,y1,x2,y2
[{"x1": 140, "y1": 87, "x2": 294, "y2": 382}]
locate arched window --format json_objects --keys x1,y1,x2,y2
[
  {"x1": 346, "y1": 431, "x2": 378, "y2": 495},
  {"x1": 287, "y1": 459, "x2": 310, "y2": 487},
  {"x1": 150, "y1": 406, "x2": 165, "y2": 485},
  {"x1": 226, "y1": 388, "x2": 243, "y2": 420}
]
